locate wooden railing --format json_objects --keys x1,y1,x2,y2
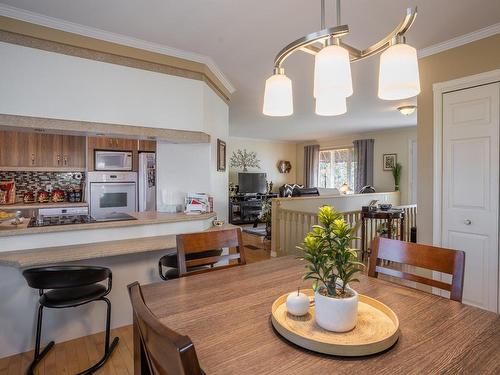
[{"x1": 271, "y1": 203, "x2": 417, "y2": 257}]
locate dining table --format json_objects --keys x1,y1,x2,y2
[{"x1": 140, "y1": 256, "x2": 500, "y2": 374}]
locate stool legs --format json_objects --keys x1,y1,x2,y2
[
  {"x1": 77, "y1": 297, "x2": 119, "y2": 375},
  {"x1": 27, "y1": 304, "x2": 55, "y2": 375}
]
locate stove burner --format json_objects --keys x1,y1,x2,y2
[{"x1": 28, "y1": 215, "x2": 96, "y2": 228}]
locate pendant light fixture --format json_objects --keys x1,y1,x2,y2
[
  {"x1": 315, "y1": 93, "x2": 347, "y2": 116},
  {"x1": 263, "y1": 0, "x2": 419, "y2": 117},
  {"x1": 314, "y1": 39, "x2": 353, "y2": 98},
  {"x1": 263, "y1": 68, "x2": 293, "y2": 116},
  {"x1": 378, "y1": 37, "x2": 420, "y2": 100}
]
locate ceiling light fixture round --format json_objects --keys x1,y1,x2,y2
[
  {"x1": 263, "y1": 0, "x2": 419, "y2": 117},
  {"x1": 397, "y1": 105, "x2": 417, "y2": 116}
]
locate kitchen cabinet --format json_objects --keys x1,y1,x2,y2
[
  {"x1": 138, "y1": 140, "x2": 156, "y2": 152},
  {"x1": 0, "y1": 131, "x2": 86, "y2": 170},
  {"x1": 87, "y1": 136, "x2": 139, "y2": 171}
]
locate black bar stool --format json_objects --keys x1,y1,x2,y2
[{"x1": 22, "y1": 265, "x2": 119, "y2": 375}]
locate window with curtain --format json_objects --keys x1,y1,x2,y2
[{"x1": 318, "y1": 148, "x2": 357, "y2": 189}]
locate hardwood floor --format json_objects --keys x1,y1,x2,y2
[{"x1": 0, "y1": 228, "x2": 270, "y2": 374}]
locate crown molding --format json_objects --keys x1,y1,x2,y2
[
  {"x1": 418, "y1": 22, "x2": 500, "y2": 58},
  {"x1": 0, "y1": 3, "x2": 235, "y2": 94}
]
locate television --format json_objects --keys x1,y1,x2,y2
[{"x1": 238, "y1": 173, "x2": 267, "y2": 194}]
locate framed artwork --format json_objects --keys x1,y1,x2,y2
[
  {"x1": 383, "y1": 153, "x2": 397, "y2": 171},
  {"x1": 217, "y1": 139, "x2": 226, "y2": 171}
]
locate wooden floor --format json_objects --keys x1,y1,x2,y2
[{"x1": 0, "y1": 230, "x2": 270, "y2": 374}]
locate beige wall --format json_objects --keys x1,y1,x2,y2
[
  {"x1": 296, "y1": 127, "x2": 417, "y2": 204},
  {"x1": 417, "y1": 34, "x2": 500, "y2": 244},
  {"x1": 227, "y1": 137, "x2": 298, "y2": 191}
]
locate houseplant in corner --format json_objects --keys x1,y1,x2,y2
[
  {"x1": 392, "y1": 162, "x2": 402, "y2": 191},
  {"x1": 299, "y1": 206, "x2": 364, "y2": 332}
]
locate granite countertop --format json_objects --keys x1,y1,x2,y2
[{"x1": 0, "y1": 211, "x2": 217, "y2": 237}]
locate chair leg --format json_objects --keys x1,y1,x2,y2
[
  {"x1": 77, "y1": 297, "x2": 119, "y2": 375},
  {"x1": 26, "y1": 304, "x2": 54, "y2": 375}
]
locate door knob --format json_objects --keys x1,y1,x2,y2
[{"x1": 464, "y1": 219, "x2": 472, "y2": 225}]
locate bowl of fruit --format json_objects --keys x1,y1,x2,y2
[{"x1": 0, "y1": 211, "x2": 16, "y2": 223}]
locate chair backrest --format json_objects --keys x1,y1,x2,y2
[
  {"x1": 23, "y1": 266, "x2": 111, "y2": 289},
  {"x1": 176, "y1": 228, "x2": 246, "y2": 277},
  {"x1": 368, "y1": 237, "x2": 465, "y2": 301},
  {"x1": 127, "y1": 282, "x2": 203, "y2": 375}
]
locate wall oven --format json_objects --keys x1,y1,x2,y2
[
  {"x1": 88, "y1": 172, "x2": 137, "y2": 219},
  {"x1": 95, "y1": 151, "x2": 133, "y2": 171}
]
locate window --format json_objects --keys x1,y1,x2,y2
[{"x1": 318, "y1": 148, "x2": 356, "y2": 191}]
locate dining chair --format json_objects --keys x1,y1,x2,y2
[
  {"x1": 127, "y1": 282, "x2": 204, "y2": 375},
  {"x1": 368, "y1": 237, "x2": 465, "y2": 302},
  {"x1": 176, "y1": 227, "x2": 246, "y2": 277}
]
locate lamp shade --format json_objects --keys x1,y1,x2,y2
[
  {"x1": 378, "y1": 43, "x2": 420, "y2": 100},
  {"x1": 315, "y1": 92, "x2": 347, "y2": 116},
  {"x1": 263, "y1": 73, "x2": 293, "y2": 116},
  {"x1": 314, "y1": 44, "x2": 353, "y2": 98}
]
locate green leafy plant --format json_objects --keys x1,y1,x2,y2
[
  {"x1": 299, "y1": 206, "x2": 364, "y2": 298},
  {"x1": 392, "y1": 162, "x2": 402, "y2": 191},
  {"x1": 259, "y1": 199, "x2": 272, "y2": 225}
]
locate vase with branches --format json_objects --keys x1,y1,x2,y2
[
  {"x1": 298, "y1": 206, "x2": 364, "y2": 332},
  {"x1": 392, "y1": 162, "x2": 402, "y2": 191}
]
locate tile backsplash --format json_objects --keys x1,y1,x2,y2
[{"x1": 0, "y1": 171, "x2": 85, "y2": 203}]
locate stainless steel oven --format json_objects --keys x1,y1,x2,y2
[
  {"x1": 95, "y1": 151, "x2": 133, "y2": 171},
  {"x1": 88, "y1": 172, "x2": 137, "y2": 219}
]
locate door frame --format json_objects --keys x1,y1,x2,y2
[
  {"x1": 432, "y1": 69, "x2": 500, "y2": 306},
  {"x1": 407, "y1": 138, "x2": 417, "y2": 204},
  {"x1": 432, "y1": 69, "x2": 500, "y2": 246}
]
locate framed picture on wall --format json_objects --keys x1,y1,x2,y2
[
  {"x1": 217, "y1": 139, "x2": 226, "y2": 171},
  {"x1": 383, "y1": 153, "x2": 397, "y2": 171}
]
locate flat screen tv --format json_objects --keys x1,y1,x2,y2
[{"x1": 238, "y1": 173, "x2": 267, "y2": 194}]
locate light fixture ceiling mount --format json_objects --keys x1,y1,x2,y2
[{"x1": 263, "y1": 0, "x2": 420, "y2": 117}]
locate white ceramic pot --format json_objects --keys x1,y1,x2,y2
[{"x1": 314, "y1": 288, "x2": 358, "y2": 332}]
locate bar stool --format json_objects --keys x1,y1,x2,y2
[
  {"x1": 158, "y1": 249, "x2": 222, "y2": 280},
  {"x1": 22, "y1": 265, "x2": 119, "y2": 375}
]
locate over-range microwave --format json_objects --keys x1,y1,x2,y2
[{"x1": 95, "y1": 151, "x2": 133, "y2": 171}]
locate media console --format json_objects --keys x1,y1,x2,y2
[{"x1": 229, "y1": 193, "x2": 278, "y2": 225}]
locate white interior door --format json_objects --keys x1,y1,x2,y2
[{"x1": 442, "y1": 82, "x2": 499, "y2": 312}]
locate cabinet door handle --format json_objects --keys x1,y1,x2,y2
[
  {"x1": 57, "y1": 154, "x2": 61, "y2": 166},
  {"x1": 464, "y1": 219, "x2": 472, "y2": 225},
  {"x1": 63, "y1": 156, "x2": 68, "y2": 166},
  {"x1": 31, "y1": 153, "x2": 35, "y2": 165}
]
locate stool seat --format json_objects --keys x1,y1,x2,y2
[{"x1": 40, "y1": 284, "x2": 108, "y2": 308}]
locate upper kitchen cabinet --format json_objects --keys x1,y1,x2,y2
[
  {"x1": 138, "y1": 140, "x2": 156, "y2": 152},
  {"x1": 0, "y1": 131, "x2": 86, "y2": 171},
  {"x1": 88, "y1": 137, "x2": 137, "y2": 151}
]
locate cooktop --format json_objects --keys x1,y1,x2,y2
[{"x1": 28, "y1": 215, "x2": 96, "y2": 227}]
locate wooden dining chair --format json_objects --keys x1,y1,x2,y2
[
  {"x1": 368, "y1": 237, "x2": 465, "y2": 302},
  {"x1": 127, "y1": 281, "x2": 204, "y2": 375},
  {"x1": 176, "y1": 228, "x2": 246, "y2": 277}
]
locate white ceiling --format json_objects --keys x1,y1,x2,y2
[{"x1": 2, "y1": 0, "x2": 500, "y2": 141}]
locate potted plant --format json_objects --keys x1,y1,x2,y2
[
  {"x1": 392, "y1": 162, "x2": 402, "y2": 191},
  {"x1": 299, "y1": 206, "x2": 364, "y2": 332},
  {"x1": 259, "y1": 199, "x2": 272, "y2": 240}
]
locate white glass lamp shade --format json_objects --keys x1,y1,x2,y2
[
  {"x1": 314, "y1": 44, "x2": 353, "y2": 98},
  {"x1": 263, "y1": 73, "x2": 293, "y2": 116},
  {"x1": 378, "y1": 43, "x2": 420, "y2": 100},
  {"x1": 315, "y1": 92, "x2": 347, "y2": 116}
]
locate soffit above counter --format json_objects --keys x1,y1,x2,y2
[
  {"x1": 0, "y1": 114, "x2": 211, "y2": 144},
  {"x1": 0, "y1": 15, "x2": 232, "y2": 103}
]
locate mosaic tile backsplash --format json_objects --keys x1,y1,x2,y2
[{"x1": 0, "y1": 171, "x2": 85, "y2": 203}]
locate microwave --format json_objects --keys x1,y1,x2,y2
[{"x1": 95, "y1": 151, "x2": 133, "y2": 171}]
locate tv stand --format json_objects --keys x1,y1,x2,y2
[{"x1": 229, "y1": 193, "x2": 278, "y2": 225}]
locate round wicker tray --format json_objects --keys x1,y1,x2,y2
[{"x1": 271, "y1": 289, "x2": 399, "y2": 356}]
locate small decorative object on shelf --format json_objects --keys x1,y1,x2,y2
[
  {"x1": 286, "y1": 287, "x2": 310, "y2": 316},
  {"x1": 230, "y1": 149, "x2": 260, "y2": 172},
  {"x1": 266, "y1": 180, "x2": 274, "y2": 194},
  {"x1": 392, "y1": 162, "x2": 402, "y2": 191},
  {"x1": 259, "y1": 199, "x2": 272, "y2": 239},
  {"x1": 277, "y1": 160, "x2": 292, "y2": 173},
  {"x1": 339, "y1": 182, "x2": 350, "y2": 194},
  {"x1": 299, "y1": 206, "x2": 364, "y2": 332}
]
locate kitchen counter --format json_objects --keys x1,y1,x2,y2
[
  {"x1": 0, "y1": 223, "x2": 236, "y2": 268},
  {"x1": 0, "y1": 211, "x2": 216, "y2": 237},
  {"x1": 0, "y1": 201, "x2": 88, "y2": 211}
]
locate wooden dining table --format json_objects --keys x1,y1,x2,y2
[{"x1": 140, "y1": 256, "x2": 500, "y2": 374}]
